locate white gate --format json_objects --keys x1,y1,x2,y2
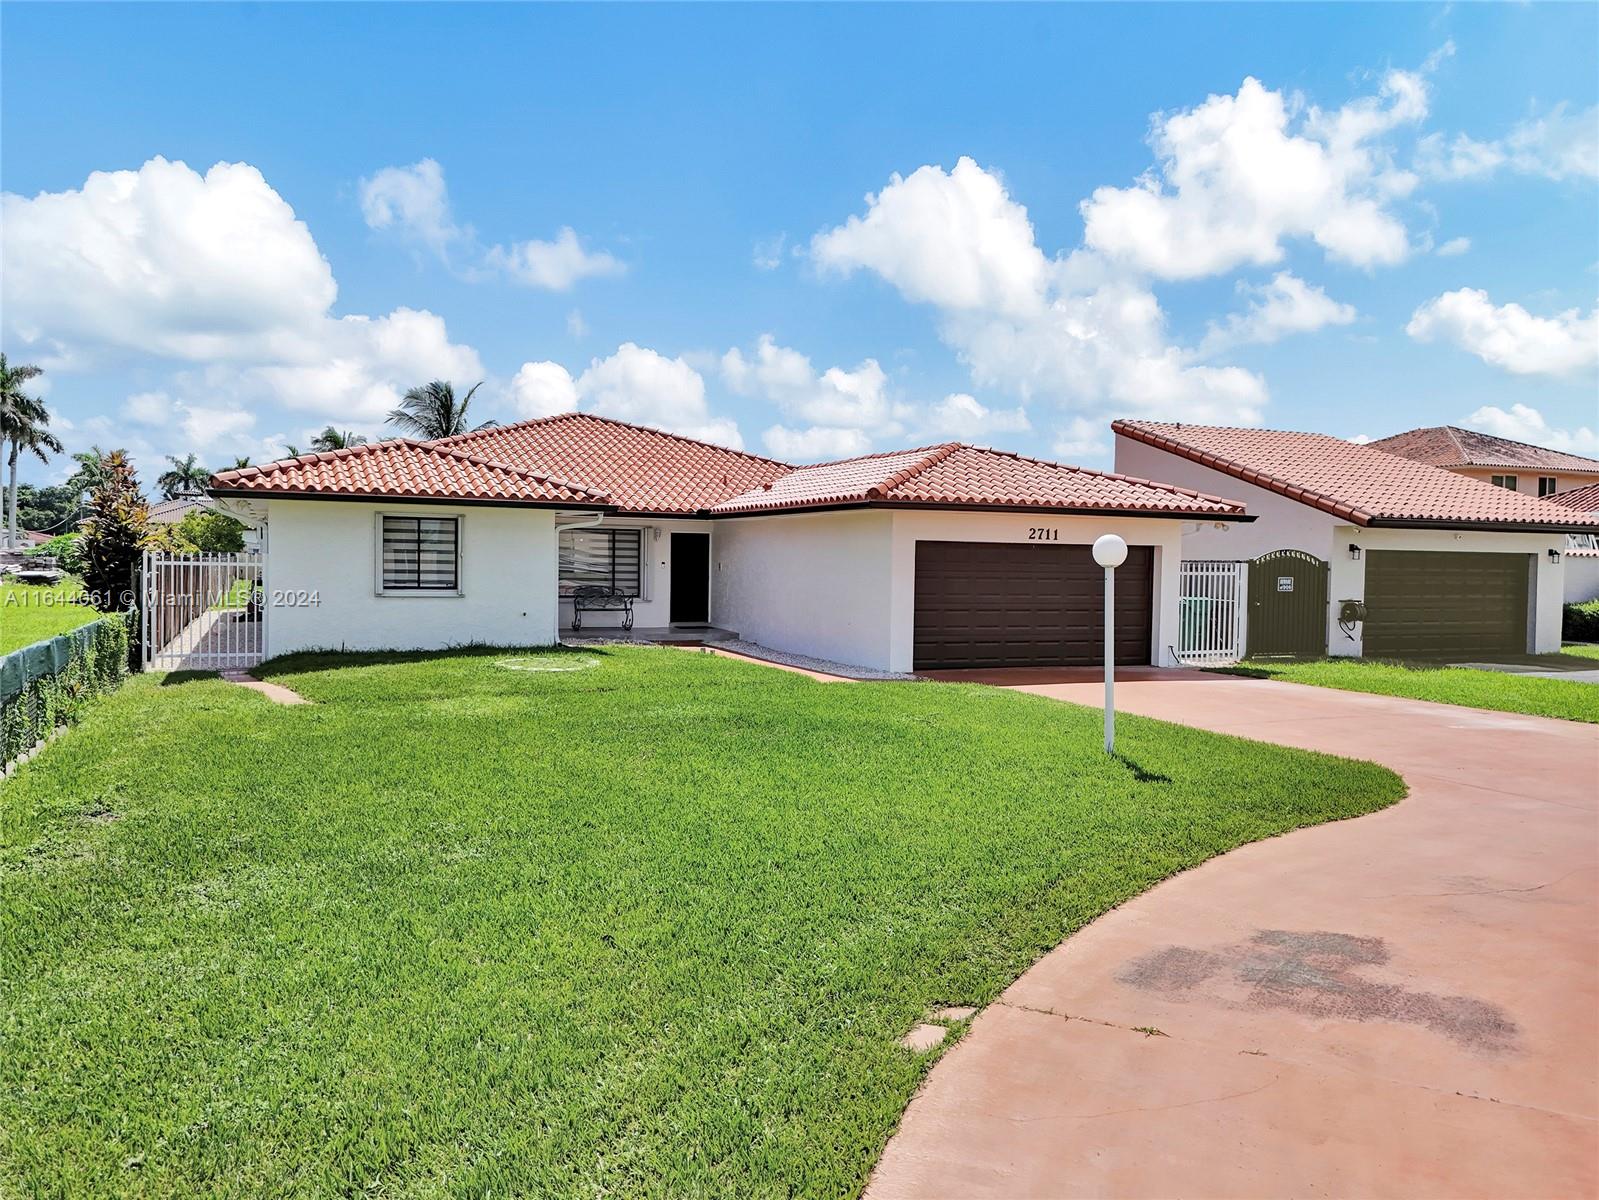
[
  {"x1": 141, "y1": 551, "x2": 264, "y2": 671},
  {"x1": 1178, "y1": 559, "x2": 1246, "y2": 664}
]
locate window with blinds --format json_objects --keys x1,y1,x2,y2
[
  {"x1": 559, "y1": 527, "x2": 642, "y2": 596},
  {"x1": 380, "y1": 516, "x2": 460, "y2": 591}
]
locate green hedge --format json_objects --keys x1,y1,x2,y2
[
  {"x1": 1564, "y1": 600, "x2": 1599, "y2": 643},
  {"x1": 0, "y1": 612, "x2": 133, "y2": 770}
]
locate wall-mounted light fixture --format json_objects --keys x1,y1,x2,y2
[
  {"x1": 1548, "y1": 548, "x2": 1562, "y2": 564},
  {"x1": 1348, "y1": 544, "x2": 1362, "y2": 561}
]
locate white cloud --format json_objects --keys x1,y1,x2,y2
[
  {"x1": 508, "y1": 361, "x2": 579, "y2": 419},
  {"x1": 811, "y1": 160, "x2": 1269, "y2": 429},
  {"x1": 1, "y1": 157, "x2": 482, "y2": 429},
  {"x1": 1200, "y1": 271, "x2": 1356, "y2": 354},
  {"x1": 1462, "y1": 403, "x2": 1599, "y2": 455},
  {"x1": 924, "y1": 393, "x2": 1031, "y2": 442},
  {"x1": 761, "y1": 425, "x2": 873, "y2": 461},
  {"x1": 1417, "y1": 104, "x2": 1599, "y2": 182},
  {"x1": 722, "y1": 335, "x2": 906, "y2": 432},
  {"x1": 2, "y1": 157, "x2": 336, "y2": 365},
  {"x1": 566, "y1": 309, "x2": 588, "y2": 338},
  {"x1": 811, "y1": 157, "x2": 1050, "y2": 317},
  {"x1": 359, "y1": 158, "x2": 461, "y2": 255},
  {"x1": 360, "y1": 158, "x2": 623, "y2": 289},
  {"x1": 485, "y1": 228, "x2": 624, "y2": 291},
  {"x1": 1052, "y1": 417, "x2": 1110, "y2": 461},
  {"x1": 1436, "y1": 236, "x2": 1471, "y2": 257},
  {"x1": 508, "y1": 344, "x2": 741, "y2": 447},
  {"x1": 1080, "y1": 72, "x2": 1425, "y2": 279},
  {"x1": 1406, "y1": 288, "x2": 1598, "y2": 377},
  {"x1": 119, "y1": 390, "x2": 259, "y2": 461},
  {"x1": 752, "y1": 233, "x2": 788, "y2": 271}
]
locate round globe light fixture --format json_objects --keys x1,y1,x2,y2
[
  {"x1": 1092, "y1": 533, "x2": 1129, "y2": 754},
  {"x1": 1092, "y1": 533, "x2": 1129, "y2": 569}
]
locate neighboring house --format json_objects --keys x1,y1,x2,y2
[
  {"x1": 1368, "y1": 425, "x2": 1599, "y2": 499},
  {"x1": 1113, "y1": 421, "x2": 1599, "y2": 659},
  {"x1": 1546, "y1": 483, "x2": 1599, "y2": 604},
  {"x1": 148, "y1": 495, "x2": 211, "y2": 524},
  {"x1": 206, "y1": 413, "x2": 1252, "y2": 671}
]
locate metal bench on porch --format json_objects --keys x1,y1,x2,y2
[{"x1": 569, "y1": 584, "x2": 634, "y2": 631}]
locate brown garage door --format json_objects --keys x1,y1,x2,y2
[
  {"x1": 913, "y1": 540, "x2": 1153, "y2": 670},
  {"x1": 1363, "y1": 550, "x2": 1529, "y2": 659}
]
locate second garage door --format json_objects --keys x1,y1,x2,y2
[
  {"x1": 1363, "y1": 550, "x2": 1529, "y2": 659},
  {"x1": 914, "y1": 540, "x2": 1153, "y2": 670}
]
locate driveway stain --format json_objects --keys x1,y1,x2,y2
[{"x1": 1118, "y1": 929, "x2": 1518, "y2": 1052}]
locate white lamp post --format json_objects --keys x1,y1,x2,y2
[{"x1": 1092, "y1": 533, "x2": 1128, "y2": 754}]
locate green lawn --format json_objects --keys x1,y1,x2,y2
[
  {"x1": 1, "y1": 646, "x2": 1404, "y2": 1198},
  {"x1": 1, "y1": 578, "x2": 96, "y2": 654},
  {"x1": 1563, "y1": 641, "x2": 1599, "y2": 662},
  {"x1": 1218, "y1": 656, "x2": 1599, "y2": 723}
]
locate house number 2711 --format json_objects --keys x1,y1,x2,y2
[{"x1": 1028, "y1": 527, "x2": 1059, "y2": 541}]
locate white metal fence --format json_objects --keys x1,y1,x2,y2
[
  {"x1": 141, "y1": 551, "x2": 264, "y2": 671},
  {"x1": 1178, "y1": 559, "x2": 1247, "y2": 664}
]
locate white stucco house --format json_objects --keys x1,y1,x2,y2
[
  {"x1": 206, "y1": 413, "x2": 1254, "y2": 673},
  {"x1": 1113, "y1": 420, "x2": 1599, "y2": 659}
]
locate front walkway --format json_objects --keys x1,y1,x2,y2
[{"x1": 870, "y1": 669, "x2": 1599, "y2": 1199}]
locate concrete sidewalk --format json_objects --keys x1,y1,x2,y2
[{"x1": 869, "y1": 669, "x2": 1599, "y2": 1199}]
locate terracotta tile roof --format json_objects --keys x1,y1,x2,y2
[
  {"x1": 1369, "y1": 425, "x2": 1599, "y2": 474},
  {"x1": 431, "y1": 413, "x2": 789, "y2": 513},
  {"x1": 1545, "y1": 481, "x2": 1599, "y2": 513},
  {"x1": 1114, "y1": 420, "x2": 1599, "y2": 531},
  {"x1": 207, "y1": 439, "x2": 611, "y2": 507},
  {"x1": 712, "y1": 442, "x2": 1249, "y2": 517}
]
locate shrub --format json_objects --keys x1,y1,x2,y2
[
  {"x1": 1563, "y1": 600, "x2": 1599, "y2": 642},
  {"x1": 0, "y1": 612, "x2": 132, "y2": 768},
  {"x1": 78, "y1": 451, "x2": 148, "y2": 612},
  {"x1": 24, "y1": 532, "x2": 85, "y2": 575}
]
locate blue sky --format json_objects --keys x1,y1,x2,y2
[{"x1": 2, "y1": 2, "x2": 1595, "y2": 486}]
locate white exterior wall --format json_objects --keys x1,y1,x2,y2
[
  {"x1": 1114, "y1": 434, "x2": 1568, "y2": 655},
  {"x1": 711, "y1": 509, "x2": 895, "y2": 668},
  {"x1": 1565, "y1": 554, "x2": 1599, "y2": 605},
  {"x1": 711, "y1": 507, "x2": 1187, "y2": 673},
  {"x1": 555, "y1": 516, "x2": 711, "y2": 631},
  {"x1": 262, "y1": 498, "x2": 559, "y2": 656},
  {"x1": 885, "y1": 510, "x2": 1187, "y2": 673}
]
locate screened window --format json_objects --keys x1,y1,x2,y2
[
  {"x1": 1539, "y1": 477, "x2": 1559, "y2": 497},
  {"x1": 380, "y1": 516, "x2": 460, "y2": 591},
  {"x1": 1491, "y1": 474, "x2": 1519, "y2": 491},
  {"x1": 560, "y1": 527, "x2": 642, "y2": 596}
]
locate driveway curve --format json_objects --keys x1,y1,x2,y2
[{"x1": 869, "y1": 669, "x2": 1598, "y2": 1199}]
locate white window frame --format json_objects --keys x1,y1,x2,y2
[
  {"x1": 1491, "y1": 474, "x2": 1519, "y2": 491},
  {"x1": 1538, "y1": 476, "x2": 1559, "y2": 497},
  {"x1": 374, "y1": 510, "x2": 465, "y2": 597}
]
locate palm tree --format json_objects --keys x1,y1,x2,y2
[
  {"x1": 1, "y1": 354, "x2": 62, "y2": 549},
  {"x1": 67, "y1": 446, "x2": 115, "y2": 497},
  {"x1": 386, "y1": 380, "x2": 484, "y2": 440},
  {"x1": 157, "y1": 453, "x2": 209, "y2": 500},
  {"x1": 230, "y1": 456, "x2": 253, "y2": 470},
  {"x1": 282, "y1": 444, "x2": 302, "y2": 459},
  {"x1": 310, "y1": 426, "x2": 368, "y2": 452}
]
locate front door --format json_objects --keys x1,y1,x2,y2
[{"x1": 670, "y1": 532, "x2": 710, "y2": 624}]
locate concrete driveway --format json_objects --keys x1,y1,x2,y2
[{"x1": 869, "y1": 669, "x2": 1599, "y2": 1199}]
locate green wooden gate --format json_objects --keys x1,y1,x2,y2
[{"x1": 1247, "y1": 549, "x2": 1328, "y2": 658}]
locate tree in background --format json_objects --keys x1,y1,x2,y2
[
  {"x1": 310, "y1": 427, "x2": 367, "y2": 452},
  {"x1": 15, "y1": 482, "x2": 83, "y2": 536},
  {"x1": 66, "y1": 446, "x2": 115, "y2": 498},
  {"x1": 157, "y1": 453, "x2": 209, "y2": 500},
  {"x1": 146, "y1": 509, "x2": 246, "y2": 554},
  {"x1": 1, "y1": 354, "x2": 63, "y2": 548},
  {"x1": 386, "y1": 380, "x2": 484, "y2": 439},
  {"x1": 79, "y1": 451, "x2": 149, "y2": 611}
]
